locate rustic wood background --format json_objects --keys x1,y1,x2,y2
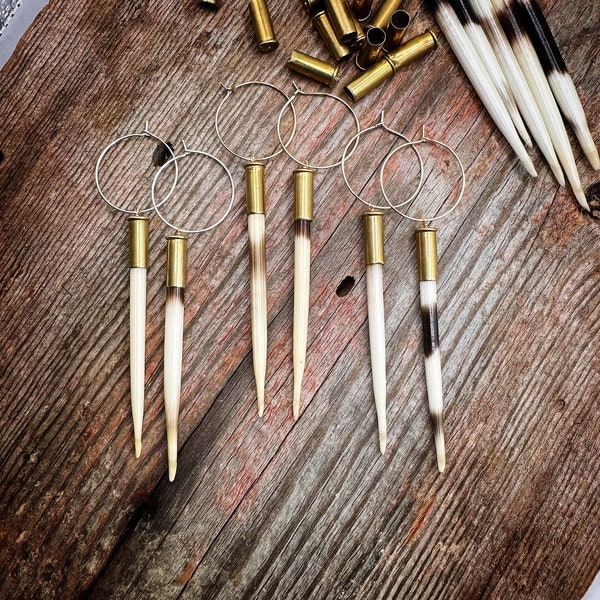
[{"x1": 1, "y1": 0, "x2": 599, "y2": 598}]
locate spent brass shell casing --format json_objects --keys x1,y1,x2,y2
[
  {"x1": 294, "y1": 167, "x2": 315, "y2": 221},
  {"x1": 356, "y1": 26, "x2": 386, "y2": 70},
  {"x1": 345, "y1": 30, "x2": 438, "y2": 101},
  {"x1": 128, "y1": 215, "x2": 148, "y2": 269},
  {"x1": 312, "y1": 10, "x2": 352, "y2": 62},
  {"x1": 249, "y1": 0, "x2": 279, "y2": 53},
  {"x1": 352, "y1": 0, "x2": 372, "y2": 21},
  {"x1": 301, "y1": 0, "x2": 325, "y2": 14},
  {"x1": 416, "y1": 227, "x2": 438, "y2": 281},
  {"x1": 384, "y1": 9, "x2": 410, "y2": 51},
  {"x1": 245, "y1": 160, "x2": 265, "y2": 215},
  {"x1": 166, "y1": 233, "x2": 188, "y2": 289},
  {"x1": 287, "y1": 50, "x2": 340, "y2": 87},
  {"x1": 363, "y1": 211, "x2": 385, "y2": 265},
  {"x1": 370, "y1": 0, "x2": 403, "y2": 29},
  {"x1": 324, "y1": 0, "x2": 357, "y2": 43}
]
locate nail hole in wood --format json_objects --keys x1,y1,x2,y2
[
  {"x1": 0, "y1": 150, "x2": 4, "y2": 165},
  {"x1": 152, "y1": 141, "x2": 174, "y2": 167},
  {"x1": 336, "y1": 275, "x2": 355, "y2": 297},
  {"x1": 585, "y1": 182, "x2": 600, "y2": 219}
]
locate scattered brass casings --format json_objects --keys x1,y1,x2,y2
[
  {"x1": 287, "y1": 50, "x2": 340, "y2": 87},
  {"x1": 200, "y1": 0, "x2": 219, "y2": 9},
  {"x1": 245, "y1": 160, "x2": 266, "y2": 215},
  {"x1": 166, "y1": 233, "x2": 188, "y2": 289},
  {"x1": 294, "y1": 167, "x2": 315, "y2": 221},
  {"x1": 301, "y1": 0, "x2": 325, "y2": 14},
  {"x1": 324, "y1": 0, "x2": 357, "y2": 43},
  {"x1": 312, "y1": 10, "x2": 352, "y2": 62},
  {"x1": 128, "y1": 215, "x2": 148, "y2": 269},
  {"x1": 356, "y1": 26, "x2": 386, "y2": 70},
  {"x1": 345, "y1": 30, "x2": 438, "y2": 101},
  {"x1": 416, "y1": 227, "x2": 438, "y2": 281},
  {"x1": 384, "y1": 9, "x2": 410, "y2": 52},
  {"x1": 370, "y1": 0, "x2": 403, "y2": 29},
  {"x1": 352, "y1": 0, "x2": 372, "y2": 21},
  {"x1": 363, "y1": 211, "x2": 385, "y2": 265},
  {"x1": 249, "y1": 0, "x2": 279, "y2": 53}
]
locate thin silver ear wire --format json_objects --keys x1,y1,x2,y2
[
  {"x1": 214, "y1": 80, "x2": 298, "y2": 162},
  {"x1": 150, "y1": 143, "x2": 235, "y2": 234},
  {"x1": 379, "y1": 130, "x2": 465, "y2": 223},
  {"x1": 341, "y1": 114, "x2": 424, "y2": 210},
  {"x1": 96, "y1": 122, "x2": 178, "y2": 214},
  {"x1": 275, "y1": 82, "x2": 361, "y2": 170},
  {"x1": 150, "y1": 141, "x2": 235, "y2": 482}
]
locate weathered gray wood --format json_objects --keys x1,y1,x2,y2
[{"x1": 0, "y1": 0, "x2": 599, "y2": 598}]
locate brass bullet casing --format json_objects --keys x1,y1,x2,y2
[
  {"x1": 370, "y1": 0, "x2": 403, "y2": 29},
  {"x1": 324, "y1": 0, "x2": 357, "y2": 43},
  {"x1": 356, "y1": 26, "x2": 386, "y2": 70},
  {"x1": 344, "y1": 59, "x2": 394, "y2": 101},
  {"x1": 416, "y1": 227, "x2": 438, "y2": 281},
  {"x1": 294, "y1": 167, "x2": 315, "y2": 221},
  {"x1": 302, "y1": 0, "x2": 325, "y2": 15},
  {"x1": 352, "y1": 0, "x2": 372, "y2": 21},
  {"x1": 200, "y1": 0, "x2": 219, "y2": 9},
  {"x1": 245, "y1": 160, "x2": 266, "y2": 215},
  {"x1": 287, "y1": 50, "x2": 340, "y2": 87},
  {"x1": 312, "y1": 10, "x2": 352, "y2": 63},
  {"x1": 128, "y1": 215, "x2": 148, "y2": 269},
  {"x1": 384, "y1": 9, "x2": 410, "y2": 52},
  {"x1": 347, "y1": 4, "x2": 366, "y2": 51},
  {"x1": 344, "y1": 30, "x2": 437, "y2": 101},
  {"x1": 386, "y1": 29, "x2": 437, "y2": 70},
  {"x1": 166, "y1": 233, "x2": 188, "y2": 289},
  {"x1": 363, "y1": 211, "x2": 385, "y2": 265},
  {"x1": 249, "y1": 0, "x2": 279, "y2": 53}
]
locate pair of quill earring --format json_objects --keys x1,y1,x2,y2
[
  {"x1": 342, "y1": 118, "x2": 465, "y2": 472},
  {"x1": 96, "y1": 127, "x2": 234, "y2": 480}
]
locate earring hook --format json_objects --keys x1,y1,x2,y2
[
  {"x1": 380, "y1": 132, "x2": 466, "y2": 224},
  {"x1": 95, "y1": 123, "x2": 179, "y2": 215},
  {"x1": 214, "y1": 80, "x2": 298, "y2": 163},
  {"x1": 275, "y1": 84, "x2": 361, "y2": 170}
]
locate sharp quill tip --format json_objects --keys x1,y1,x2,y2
[
  {"x1": 135, "y1": 438, "x2": 142, "y2": 458},
  {"x1": 379, "y1": 431, "x2": 387, "y2": 455},
  {"x1": 573, "y1": 187, "x2": 590, "y2": 212},
  {"x1": 168, "y1": 460, "x2": 177, "y2": 482}
]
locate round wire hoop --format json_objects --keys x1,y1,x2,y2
[
  {"x1": 151, "y1": 144, "x2": 235, "y2": 235},
  {"x1": 95, "y1": 124, "x2": 178, "y2": 215},
  {"x1": 214, "y1": 80, "x2": 298, "y2": 162},
  {"x1": 341, "y1": 117, "x2": 424, "y2": 210},
  {"x1": 380, "y1": 134, "x2": 465, "y2": 223},
  {"x1": 276, "y1": 83, "x2": 361, "y2": 170}
]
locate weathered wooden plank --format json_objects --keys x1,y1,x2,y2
[{"x1": 0, "y1": 0, "x2": 599, "y2": 598}]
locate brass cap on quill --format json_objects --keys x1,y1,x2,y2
[
  {"x1": 128, "y1": 215, "x2": 148, "y2": 269},
  {"x1": 166, "y1": 233, "x2": 188, "y2": 288},
  {"x1": 294, "y1": 167, "x2": 315, "y2": 221},
  {"x1": 363, "y1": 211, "x2": 385, "y2": 265},
  {"x1": 416, "y1": 227, "x2": 438, "y2": 281},
  {"x1": 245, "y1": 161, "x2": 265, "y2": 215}
]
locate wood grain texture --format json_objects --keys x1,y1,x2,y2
[{"x1": 0, "y1": 0, "x2": 599, "y2": 599}]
